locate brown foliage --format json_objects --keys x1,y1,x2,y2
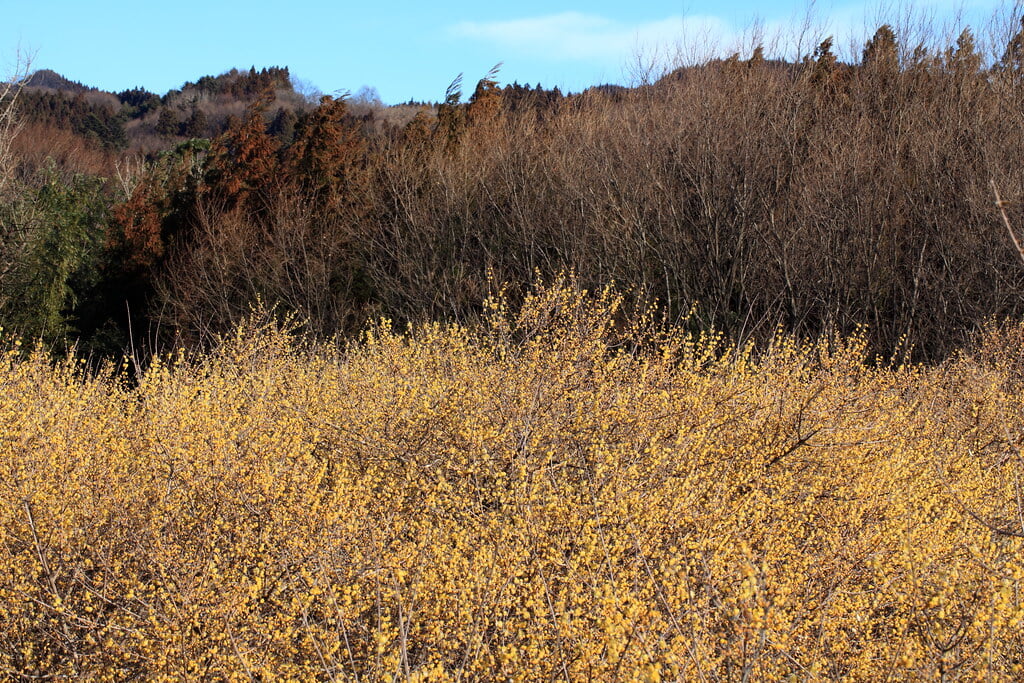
[
  {"x1": 9, "y1": 122, "x2": 115, "y2": 181},
  {"x1": 109, "y1": 141, "x2": 208, "y2": 270},
  {"x1": 111, "y1": 180, "x2": 166, "y2": 268},
  {"x1": 467, "y1": 65, "x2": 503, "y2": 127},
  {"x1": 204, "y1": 98, "x2": 281, "y2": 212},
  {"x1": 285, "y1": 95, "x2": 367, "y2": 209},
  {"x1": 150, "y1": 28, "x2": 1024, "y2": 357}
]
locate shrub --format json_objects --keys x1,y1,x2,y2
[{"x1": 2, "y1": 283, "x2": 1024, "y2": 677}]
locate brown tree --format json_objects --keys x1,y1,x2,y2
[
  {"x1": 286, "y1": 95, "x2": 366, "y2": 210},
  {"x1": 204, "y1": 95, "x2": 280, "y2": 213},
  {"x1": 467, "y1": 64, "x2": 503, "y2": 127}
]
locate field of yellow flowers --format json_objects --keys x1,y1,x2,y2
[{"x1": 2, "y1": 282, "x2": 1024, "y2": 680}]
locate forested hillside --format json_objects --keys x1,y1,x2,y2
[{"x1": 4, "y1": 22, "x2": 1024, "y2": 359}]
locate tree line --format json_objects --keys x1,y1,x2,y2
[{"x1": 5, "y1": 22, "x2": 1024, "y2": 359}]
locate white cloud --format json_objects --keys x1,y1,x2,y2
[
  {"x1": 449, "y1": 12, "x2": 736, "y2": 64},
  {"x1": 450, "y1": 3, "x2": 1020, "y2": 73}
]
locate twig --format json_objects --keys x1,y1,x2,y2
[
  {"x1": 934, "y1": 461, "x2": 1024, "y2": 538},
  {"x1": 992, "y1": 180, "x2": 1024, "y2": 265},
  {"x1": 23, "y1": 499, "x2": 81, "y2": 673}
]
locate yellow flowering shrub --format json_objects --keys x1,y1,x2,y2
[{"x1": 2, "y1": 282, "x2": 1024, "y2": 679}]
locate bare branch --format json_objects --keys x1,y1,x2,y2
[
  {"x1": 992, "y1": 180, "x2": 1024, "y2": 265},
  {"x1": 0, "y1": 49, "x2": 32, "y2": 193}
]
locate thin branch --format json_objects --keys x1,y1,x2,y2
[
  {"x1": 935, "y1": 461, "x2": 1024, "y2": 538},
  {"x1": 992, "y1": 180, "x2": 1024, "y2": 265}
]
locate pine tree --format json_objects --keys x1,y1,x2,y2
[
  {"x1": 467, "y1": 64, "x2": 503, "y2": 126},
  {"x1": 182, "y1": 106, "x2": 208, "y2": 138},
  {"x1": 156, "y1": 108, "x2": 180, "y2": 138},
  {"x1": 268, "y1": 107, "x2": 298, "y2": 145},
  {"x1": 287, "y1": 95, "x2": 365, "y2": 209},
  {"x1": 204, "y1": 96, "x2": 280, "y2": 212},
  {"x1": 863, "y1": 25, "x2": 900, "y2": 73},
  {"x1": 999, "y1": 17, "x2": 1024, "y2": 73}
]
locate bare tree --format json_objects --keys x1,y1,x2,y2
[
  {"x1": 0, "y1": 50, "x2": 32, "y2": 194},
  {"x1": 348, "y1": 85, "x2": 384, "y2": 117}
]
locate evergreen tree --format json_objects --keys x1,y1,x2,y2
[
  {"x1": 288, "y1": 95, "x2": 364, "y2": 207},
  {"x1": 999, "y1": 17, "x2": 1024, "y2": 72},
  {"x1": 182, "y1": 106, "x2": 209, "y2": 138},
  {"x1": 0, "y1": 165, "x2": 110, "y2": 344},
  {"x1": 402, "y1": 108, "x2": 434, "y2": 149},
  {"x1": 467, "y1": 64, "x2": 503, "y2": 126},
  {"x1": 118, "y1": 87, "x2": 161, "y2": 117},
  {"x1": 863, "y1": 25, "x2": 900, "y2": 72},
  {"x1": 748, "y1": 45, "x2": 766, "y2": 68},
  {"x1": 810, "y1": 38, "x2": 838, "y2": 86},
  {"x1": 204, "y1": 97, "x2": 280, "y2": 212},
  {"x1": 268, "y1": 107, "x2": 298, "y2": 145},
  {"x1": 156, "y1": 108, "x2": 180, "y2": 138},
  {"x1": 947, "y1": 28, "x2": 981, "y2": 74},
  {"x1": 435, "y1": 73, "x2": 465, "y2": 148}
]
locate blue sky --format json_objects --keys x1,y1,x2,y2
[{"x1": 2, "y1": 0, "x2": 1015, "y2": 104}]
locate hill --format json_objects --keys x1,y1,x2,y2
[
  {"x1": 11, "y1": 66, "x2": 314, "y2": 155},
  {"x1": 22, "y1": 68, "x2": 93, "y2": 93},
  {"x1": 3, "y1": 22, "x2": 1024, "y2": 362}
]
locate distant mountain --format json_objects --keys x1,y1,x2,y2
[
  {"x1": 10, "y1": 65, "x2": 315, "y2": 153},
  {"x1": 170, "y1": 66, "x2": 294, "y2": 101},
  {"x1": 583, "y1": 84, "x2": 628, "y2": 99},
  {"x1": 23, "y1": 69, "x2": 94, "y2": 93}
]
